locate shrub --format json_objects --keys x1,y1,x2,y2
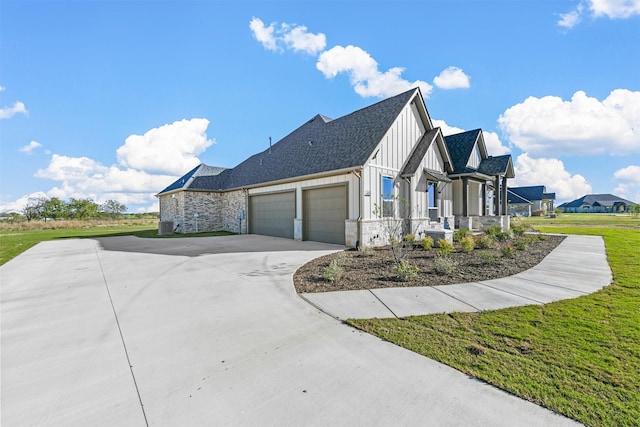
[
  {"x1": 537, "y1": 234, "x2": 548, "y2": 241},
  {"x1": 495, "y1": 230, "x2": 513, "y2": 242},
  {"x1": 484, "y1": 225, "x2": 502, "y2": 238},
  {"x1": 511, "y1": 224, "x2": 526, "y2": 237},
  {"x1": 434, "y1": 255, "x2": 457, "y2": 274},
  {"x1": 395, "y1": 260, "x2": 419, "y2": 281},
  {"x1": 437, "y1": 239, "x2": 455, "y2": 256},
  {"x1": 404, "y1": 233, "x2": 416, "y2": 245},
  {"x1": 501, "y1": 245, "x2": 515, "y2": 258},
  {"x1": 359, "y1": 245, "x2": 374, "y2": 256},
  {"x1": 460, "y1": 236, "x2": 475, "y2": 252},
  {"x1": 513, "y1": 239, "x2": 527, "y2": 251},
  {"x1": 475, "y1": 235, "x2": 495, "y2": 249},
  {"x1": 421, "y1": 236, "x2": 434, "y2": 250},
  {"x1": 453, "y1": 228, "x2": 471, "y2": 243},
  {"x1": 323, "y1": 259, "x2": 344, "y2": 283},
  {"x1": 479, "y1": 250, "x2": 500, "y2": 265},
  {"x1": 333, "y1": 251, "x2": 348, "y2": 265}
]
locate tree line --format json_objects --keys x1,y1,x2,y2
[{"x1": 20, "y1": 197, "x2": 127, "y2": 221}]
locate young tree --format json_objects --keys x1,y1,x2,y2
[
  {"x1": 100, "y1": 199, "x2": 127, "y2": 219},
  {"x1": 22, "y1": 196, "x2": 47, "y2": 221}
]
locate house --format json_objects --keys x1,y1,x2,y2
[
  {"x1": 506, "y1": 189, "x2": 533, "y2": 217},
  {"x1": 444, "y1": 129, "x2": 514, "y2": 231},
  {"x1": 157, "y1": 88, "x2": 460, "y2": 247},
  {"x1": 558, "y1": 194, "x2": 636, "y2": 213},
  {"x1": 507, "y1": 186, "x2": 556, "y2": 216}
]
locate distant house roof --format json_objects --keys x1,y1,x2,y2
[
  {"x1": 444, "y1": 129, "x2": 514, "y2": 179},
  {"x1": 159, "y1": 88, "x2": 429, "y2": 195},
  {"x1": 507, "y1": 189, "x2": 533, "y2": 205},
  {"x1": 562, "y1": 194, "x2": 636, "y2": 208},
  {"x1": 508, "y1": 186, "x2": 555, "y2": 202}
]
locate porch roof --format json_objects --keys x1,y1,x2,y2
[{"x1": 423, "y1": 168, "x2": 452, "y2": 182}]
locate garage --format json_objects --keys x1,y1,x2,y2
[
  {"x1": 249, "y1": 192, "x2": 295, "y2": 239},
  {"x1": 303, "y1": 185, "x2": 347, "y2": 245}
]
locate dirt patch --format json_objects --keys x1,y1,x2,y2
[{"x1": 293, "y1": 234, "x2": 565, "y2": 293}]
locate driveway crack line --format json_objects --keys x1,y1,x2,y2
[
  {"x1": 367, "y1": 289, "x2": 399, "y2": 318},
  {"x1": 93, "y1": 242, "x2": 149, "y2": 427},
  {"x1": 432, "y1": 286, "x2": 481, "y2": 312}
]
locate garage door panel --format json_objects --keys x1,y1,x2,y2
[
  {"x1": 249, "y1": 192, "x2": 295, "y2": 239},
  {"x1": 303, "y1": 186, "x2": 346, "y2": 245}
]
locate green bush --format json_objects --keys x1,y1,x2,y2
[
  {"x1": 323, "y1": 259, "x2": 344, "y2": 283},
  {"x1": 460, "y1": 236, "x2": 475, "y2": 252},
  {"x1": 359, "y1": 245, "x2": 374, "y2": 256},
  {"x1": 511, "y1": 224, "x2": 527, "y2": 237},
  {"x1": 496, "y1": 230, "x2": 513, "y2": 242},
  {"x1": 484, "y1": 225, "x2": 502, "y2": 238},
  {"x1": 475, "y1": 235, "x2": 495, "y2": 249},
  {"x1": 453, "y1": 228, "x2": 471, "y2": 242},
  {"x1": 501, "y1": 245, "x2": 515, "y2": 258},
  {"x1": 437, "y1": 239, "x2": 455, "y2": 256},
  {"x1": 421, "y1": 236, "x2": 434, "y2": 250},
  {"x1": 479, "y1": 250, "x2": 500, "y2": 264},
  {"x1": 395, "y1": 260, "x2": 419, "y2": 281},
  {"x1": 513, "y1": 239, "x2": 527, "y2": 251},
  {"x1": 434, "y1": 255, "x2": 457, "y2": 274},
  {"x1": 404, "y1": 233, "x2": 416, "y2": 244}
]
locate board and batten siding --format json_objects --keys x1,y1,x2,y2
[{"x1": 467, "y1": 142, "x2": 482, "y2": 169}]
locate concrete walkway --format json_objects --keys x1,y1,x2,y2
[
  {"x1": 0, "y1": 234, "x2": 596, "y2": 426},
  {"x1": 301, "y1": 235, "x2": 612, "y2": 320}
]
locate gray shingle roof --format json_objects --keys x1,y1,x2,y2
[
  {"x1": 507, "y1": 190, "x2": 532, "y2": 205},
  {"x1": 444, "y1": 129, "x2": 482, "y2": 174},
  {"x1": 563, "y1": 194, "x2": 635, "y2": 208},
  {"x1": 478, "y1": 155, "x2": 514, "y2": 178},
  {"x1": 508, "y1": 186, "x2": 555, "y2": 202},
  {"x1": 400, "y1": 128, "x2": 440, "y2": 177},
  {"x1": 158, "y1": 88, "x2": 420, "y2": 194}
]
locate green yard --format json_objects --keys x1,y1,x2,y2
[{"x1": 349, "y1": 213, "x2": 640, "y2": 427}]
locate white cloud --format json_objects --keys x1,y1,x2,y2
[
  {"x1": 116, "y1": 118, "x2": 214, "y2": 175},
  {"x1": 498, "y1": 89, "x2": 640, "y2": 157},
  {"x1": 18, "y1": 141, "x2": 42, "y2": 155},
  {"x1": 513, "y1": 153, "x2": 592, "y2": 201},
  {"x1": 613, "y1": 165, "x2": 640, "y2": 203},
  {"x1": 433, "y1": 66, "x2": 470, "y2": 89},
  {"x1": 317, "y1": 45, "x2": 433, "y2": 98},
  {"x1": 0, "y1": 86, "x2": 5, "y2": 92},
  {"x1": 249, "y1": 17, "x2": 326, "y2": 55},
  {"x1": 432, "y1": 119, "x2": 465, "y2": 136},
  {"x1": 0, "y1": 101, "x2": 27, "y2": 119},
  {"x1": 558, "y1": 0, "x2": 640, "y2": 28},
  {"x1": 0, "y1": 191, "x2": 47, "y2": 213},
  {"x1": 35, "y1": 154, "x2": 108, "y2": 181}
]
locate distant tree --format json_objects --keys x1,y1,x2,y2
[
  {"x1": 630, "y1": 204, "x2": 640, "y2": 218},
  {"x1": 22, "y1": 196, "x2": 47, "y2": 221},
  {"x1": 100, "y1": 199, "x2": 127, "y2": 219},
  {"x1": 43, "y1": 197, "x2": 66, "y2": 221},
  {"x1": 67, "y1": 198, "x2": 99, "y2": 219}
]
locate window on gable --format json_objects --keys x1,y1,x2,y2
[{"x1": 382, "y1": 176, "x2": 394, "y2": 217}]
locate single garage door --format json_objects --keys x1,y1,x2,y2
[
  {"x1": 249, "y1": 192, "x2": 295, "y2": 239},
  {"x1": 303, "y1": 185, "x2": 347, "y2": 245}
]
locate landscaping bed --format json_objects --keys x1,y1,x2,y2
[{"x1": 294, "y1": 233, "x2": 565, "y2": 293}]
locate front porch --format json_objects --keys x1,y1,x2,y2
[{"x1": 454, "y1": 174, "x2": 511, "y2": 231}]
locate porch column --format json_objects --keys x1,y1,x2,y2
[
  {"x1": 462, "y1": 178, "x2": 469, "y2": 217},
  {"x1": 494, "y1": 176, "x2": 500, "y2": 215},
  {"x1": 482, "y1": 183, "x2": 487, "y2": 216},
  {"x1": 501, "y1": 176, "x2": 508, "y2": 214}
]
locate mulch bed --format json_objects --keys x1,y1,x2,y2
[{"x1": 293, "y1": 234, "x2": 565, "y2": 293}]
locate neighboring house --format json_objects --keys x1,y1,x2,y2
[
  {"x1": 444, "y1": 129, "x2": 514, "y2": 231},
  {"x1": 506, "y1": 189, "x2": 533, "y2": 217},
  {"x1": 508, "y1": 186, "x2": 556, "y2": 216},
  {"x1": 558, "y1": 194, "x2": 636, "y2": 213},
  {"x1": 157, "y1": 88, "x2": 462, "y2": 247}
]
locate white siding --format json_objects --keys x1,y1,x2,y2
[{"x1": 467, "y1": 143, "x2": 482, "y2": 169}]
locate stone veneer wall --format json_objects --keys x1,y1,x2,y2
[
  {"x1": 159, "y1": 192, "x2": 185, "y2": 231},
  {"x1": 180, "y1": 192, "x2": 223, "y2": 233},
  {"x1": 220, "y1": 190, "x2": 247, "y2": 234}
]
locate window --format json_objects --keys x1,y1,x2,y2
[
  {"x1": 427, "y1": 182, "x2": 438, "y2": 220},
  {"x1": 382, "y1": 176, "x2": 394, "y2": 217}
]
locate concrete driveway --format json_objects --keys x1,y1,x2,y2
[{"x1": 1, "y1": 235, "x2": 580, "y2": 426}]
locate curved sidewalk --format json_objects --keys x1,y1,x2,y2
[{"x1": 301, "y1": 234, "x2": 612, "y2": 320}]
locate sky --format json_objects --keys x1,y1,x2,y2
[{"x1": 1, "y1": 0, "x2": 639, "y2": 213}]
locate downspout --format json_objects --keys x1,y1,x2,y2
[{"x1": 353, "y1": 169, "x2": 363, "y2": 249}]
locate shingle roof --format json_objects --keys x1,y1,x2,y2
[
  {"x1": 158, "y1": 88, "x2": 421, "y2": 194},
  {"x1": 507, "y1": 189, "x2": 532, "y2": 205},
  {"x1": 508, "y1": 186, "x2": 555, "y2": 202},
  {"x1": 158, "y1": 163, "x2": 228, "y2": 194},
  {"x1": 563, "y1": 194, "x2": 636, "y2": 208},
  {"x1": 400, "y1": 128, "x2": 440, "y2": 177},
  {"x1": 478, "y1": 155, "x2": 514, "y2": 178},
  {"x1": 444, "y1": 129, "x2": 482, "y2": 174}
]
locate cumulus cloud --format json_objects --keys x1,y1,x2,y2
[
  {"x1": 513, "y1": 153, "x2": 592, "y2": 201},
  {"x1": 317, "y1": 45, "x2": 433, "y2": 98},
  {"x1": 116, "y1": 118, "x2": 214, "y2": 175},
  {"x1": 0, "y1": 86, "x2": 5, "y2": 91},
  {"x1": 498, "y1": 89, "x2": 640, "y2": 157},
  {"x1": 433, "y1": 66, "x2": 471, "y2": 89},
  {"x1": 249, "y1": 17, "x2": 326, "y2": 55},
  {"x1": 0, "y1": 101, "x2": 27, "y2": 119},
  {"x1": 558, "y1": 0, "x2": 640, "y2": 28},
  {"x1": 19, "y1": 141, "x2": 42, "y2": 155},
  {"x1": 613, "y1": 165, "x2": 640, "y2": 203},
  {"x1": 36, "y1": 154, "x2": 108, "y2": 181},
  {"x1": 432, "y1": 119, "x2": 510, "y2": 155}
]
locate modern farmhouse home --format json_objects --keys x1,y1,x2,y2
[{"x1": 157, "y1": 88, "x2": 513, "y2": 246}]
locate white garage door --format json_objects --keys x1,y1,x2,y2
[
  {"x1": 303, "y1": 185, "x2": 347, "y2": 245},
  {"x1": 249, "y1": 192, "x2": 295, "y2": 239}
]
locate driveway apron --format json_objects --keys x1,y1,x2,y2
[{"x1": 2, "y1": 235, "x2": 581, "y2": 426}]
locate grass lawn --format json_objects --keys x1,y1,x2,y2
[
  {"x1": 0, "y1": 221, "x2": 235, "y2": 266},
  {"x1": 349, "y1": 214, "x2": 640, "y2": 427}
]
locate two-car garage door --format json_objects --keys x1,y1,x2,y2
[{"x1": 248, "y1": 185, "x2": 347, "y2": 245}]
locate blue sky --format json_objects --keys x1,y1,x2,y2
[{"x1": 1, "y1": 0, "x2": 639, "y2": 213}]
